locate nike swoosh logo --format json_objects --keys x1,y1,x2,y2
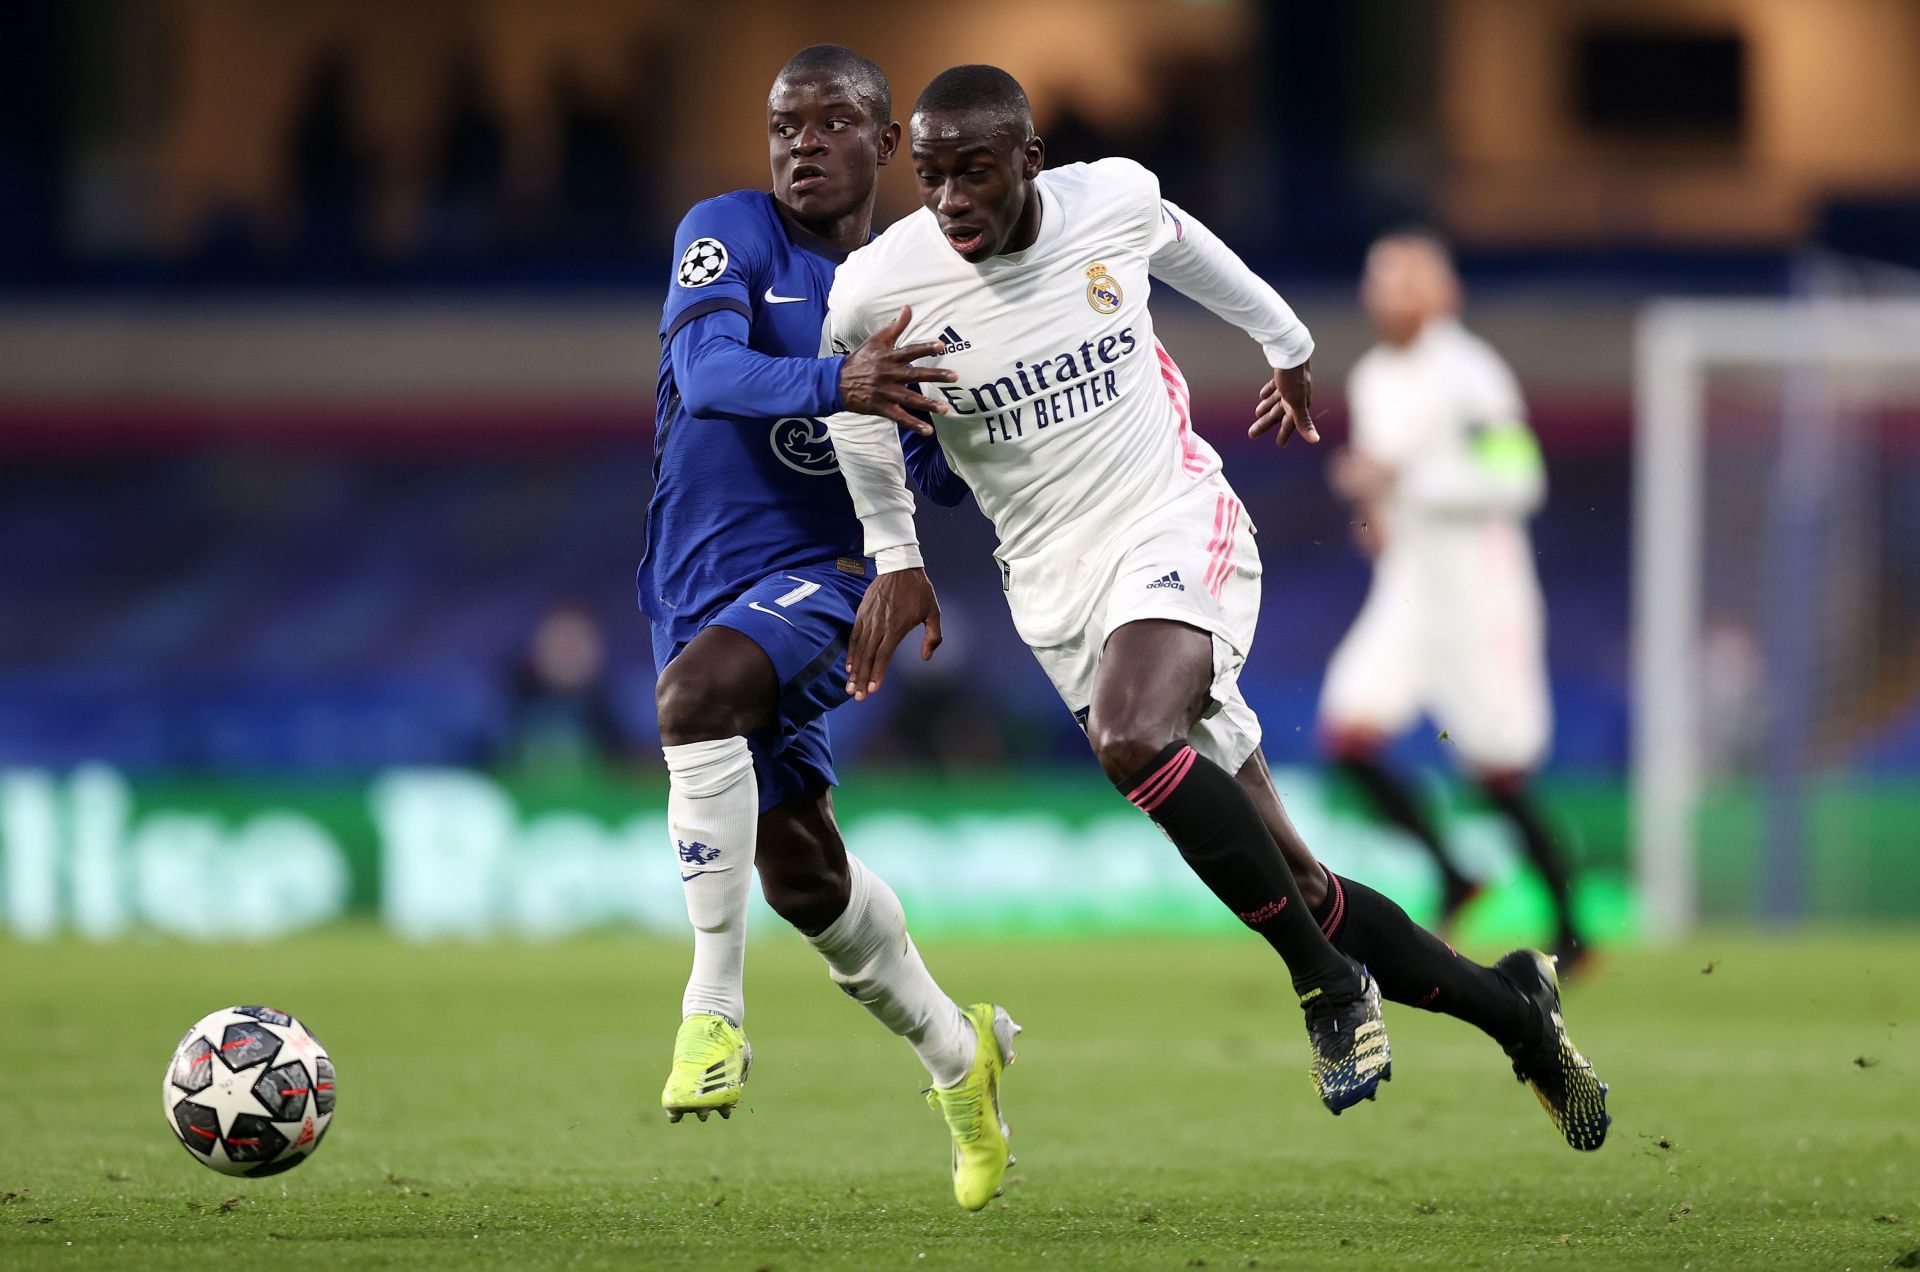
[
  {"x1": 763, "y1": 288, "x2": 807, "y2": 304},
  {"x1": 680, "y1": 872, "x2": 707, "y2": 882},
  {"x1": 747, "y1": 601, "x2": 796, "y2": 626}
]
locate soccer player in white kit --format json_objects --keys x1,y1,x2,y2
[
  {"x1": 1319, "y1": 230, "x2": 1589, "y2": 969},
  {"x1": 821, "y1": 66, "x2": 1608, "y2": 1145}
]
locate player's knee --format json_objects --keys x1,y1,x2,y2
[
  {"x1": 1088, "y1": 714, "x2": 1183, "y2": 786},
  {"x1": 655, "y1": 660, "x2": 754, "y2": 744},
  {"x1": 1295, "y1": 864, "x2": 1330, "y2": 910},
  {"x1": 758, "y1": 858, "x2": 850, "y2": 936}
]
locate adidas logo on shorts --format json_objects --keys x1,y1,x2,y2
[{"x1": 1146, "y1": 571, "x2": 1185, "y2": 591}]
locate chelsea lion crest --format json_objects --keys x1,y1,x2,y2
[
  {"x1": 1085, "y1": 262, "x2": 1122, "y2": 314},
  {"x1": 771, "y1": 417, "x2": 839, "y2": 475}
]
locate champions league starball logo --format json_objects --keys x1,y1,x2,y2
[
  {"x1": 770, "y1": 417, "x2": 839, "y2": 475},
  {"x1": 676, "y1": 237, "x2": 728, "y2": 288}
]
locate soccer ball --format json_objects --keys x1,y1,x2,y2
[{"x1": 162, "y1": 1006, "x2": 335, "y2": 1177}]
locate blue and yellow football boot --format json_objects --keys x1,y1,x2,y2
[
  {"x1": 661, "y1": 1013, "x2": 750, "y2": 1123},
  {"x1": 1302, "y1": 963, "x2": 1392, "y2": 1113},
  {"x1": 1497, "y1": 949, "x2": 1610, "y2": 1150}
]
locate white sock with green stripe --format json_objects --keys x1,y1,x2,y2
[{"x1": 808, "y1": 855, "x2": 974, "y2": 1087}]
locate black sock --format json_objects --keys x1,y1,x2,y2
[
  {"x1": 1337, "y1": 756, "x2": 1474, "y2": 898},
  {"x1": 1481, "y1": 782, "x2": 1581, "y2": 946},
  {"x1": 1119, "y1": 742, "x2": 1355, "y2": 999},
  {"x1": 1313, "y1": 870, "x2": 1531, "y2": 1044}
]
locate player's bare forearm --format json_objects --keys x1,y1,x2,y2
[
  {"x1": 1251, "y1": 360, "x2": 1319, "y2": 448},
  {"x1": 845, "y1": 567, "x2": 943, "y2": 701},
  {"x1": 838, "y1": 305, "x2": 957, "y2": 433}
]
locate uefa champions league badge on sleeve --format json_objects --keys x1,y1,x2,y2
[
  {"x1": 164, "y1": 1006, "x2": 335, "y2": 1177},
  {"x1": 677, "y1": 238, "x2": 729, "y2": 288}
]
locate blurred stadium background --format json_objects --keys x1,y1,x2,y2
[{"x1": 3, "y1": 0, "x2": 1919, "y2": 948}]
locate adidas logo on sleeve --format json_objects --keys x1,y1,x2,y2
[{"x1": 1146, "y1": 571, "x2": 1185, "y2": 591}]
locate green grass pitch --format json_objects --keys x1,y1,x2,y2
[{"x1": 2, "y1": 928, "x2": 1916, "y2": 1269}]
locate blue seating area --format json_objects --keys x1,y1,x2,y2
[{"x1": 0, "y1": 425, "x2": 1654, "y2": 776}]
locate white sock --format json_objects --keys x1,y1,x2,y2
[
  {"x1": 808, "y1": 854, "x2": 975, "y2": 1087},
  {"x1": 665, "y1": 737, "x2": 757, "y2": 1025}
]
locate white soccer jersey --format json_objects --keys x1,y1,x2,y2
[
  {"x1": 1320, "y1": 317, "x2": 1552, "y2": 771},
  {"x1": 824, "y1": 158, "x2": 1312, "y2": 649},
  {"x1": 1345, "y1": 316, "x2": 1543, "y2": 532}
]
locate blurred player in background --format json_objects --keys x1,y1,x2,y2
[
  {"x1": 500, "y1": 603, "x2": 630, "y2": 774},
  {"x1": 826, "y1": 66, "x2": 1607, "y2": 1149},
  {"x1": 1320, "y1": 229, "x2": 1588, "y2": 969},
  {"x1": 643, "y1": 45, "x2": 1019, "y2": 1209}
]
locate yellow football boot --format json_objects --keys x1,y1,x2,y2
[
  {"x1": 660, "y1": 1013, "x2": 750, "y2": 1123},
  {"x1": 925, "y1": 1003, "x2": 1020, "y2": 1212},
  {"x1": 1497, "y1": 949, "x2": 1610, "y2": 1150}
]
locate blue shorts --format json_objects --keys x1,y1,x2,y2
[{"x1": 652, "y1": 560, "x2": 869, "y2": 813}]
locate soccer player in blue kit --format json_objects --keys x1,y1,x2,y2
[{"x1": 642, "y1": 46, "x2": 1020, "y2": 1210}]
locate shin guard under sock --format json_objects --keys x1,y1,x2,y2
[{"x1": 1120, "y1": 742, "x2": 1354, "y2": 998}]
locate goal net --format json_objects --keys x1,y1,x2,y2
[{"x1": 1632, "y1": 258, "x2": 1920, "y2": 938}]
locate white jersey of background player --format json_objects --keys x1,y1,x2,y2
[
  {"x1": 824, "y1": 158, "x2": 1311, "y2": 767},
  {"x1": 1320, "y1": 232, "x2": 1550, "y2": 773},
  {"x1": 1318, "y1": 230, "x2": 1588, "y2": 965}
]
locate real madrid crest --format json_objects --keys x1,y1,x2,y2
[{"x1": 1085, "y1": 262, "x2": 1122, "y2": 314}]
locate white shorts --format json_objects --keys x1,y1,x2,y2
[
  {"x1": 1020, "y1": 482, "x2": 1264, "y2": 772},
  {"x1": 1319, "y1": 538, "x2": 1551, "y2": 773}
]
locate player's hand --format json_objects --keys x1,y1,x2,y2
[
  {"x1": 1251, "y1": 359, "x2": 1319, "y2": 448},
  {"x1": 839, "y1": 306, "x2": 957, "y2": 435},
  {"x1": 1328, "y1": 447, "x2": 1395, "y2": 503},
  {"x1": 845, "y1": 567, "x2": 942, "y2": 701}
]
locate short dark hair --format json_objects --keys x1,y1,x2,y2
[
  {"x1": 912, "y1": 64, "x2": 1032, "y2": 136},
  {"x1": 772, "y1": 44, "x2": 890, "y2": 120}
]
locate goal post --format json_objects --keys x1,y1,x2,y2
[{"x1": 1632, "y1": 293, "x2": 1920, "y2": 940}]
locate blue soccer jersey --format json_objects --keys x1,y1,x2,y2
[
  {"x1": 641, "y1": 189, "x2": 964, "y2": 809},
  {"x1": 640, "y1": 189, "x2": 960, "y2": 647}
]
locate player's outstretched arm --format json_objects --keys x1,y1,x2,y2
[
  {"x1": 672, "y1": 309, "x2": 841, "y2": 419},
  {"x1": 670, "y1": 307, "x2": 955, "y2": 422},
  {"x1": 825, "y1": 303, "x2": 952, "y2": 703},
  {"x1": 662, "y1": 199, "x2": 954, "y2": 422},
  {"x1": 822, "y1": 318, "x2": 924, "y2": 565},
  {"x1": 1147, "y1": 195, "x2": 1319, "y2": 447},
  {"x1": 824, "y1": 302, "x2": 945, "y2": 699}
]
